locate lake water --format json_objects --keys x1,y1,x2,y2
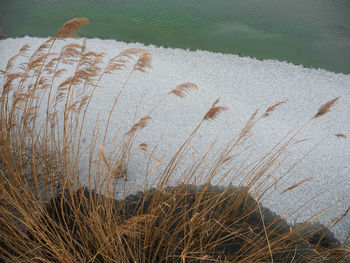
[{"x1": 1, "y1": 0, "x2": 349, "y2": 73}]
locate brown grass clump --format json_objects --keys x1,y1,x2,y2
[{"x1": 0, "y1": 18, "x2": 349, "y2": 262}]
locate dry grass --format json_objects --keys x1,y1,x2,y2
[{"x1": 0, "y1": 18, "x2": 349, "y2": 262}]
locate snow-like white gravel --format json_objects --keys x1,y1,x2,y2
[{"x1": 1, "y1": 37, "x2": 349, "y2": 243}]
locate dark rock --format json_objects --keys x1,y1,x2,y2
[{"x1": 26, "y1": 184, "x2": 346, "y2": 262}]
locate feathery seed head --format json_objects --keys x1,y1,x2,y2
[
  {"x1": 55, "y1": 17, "x2": 89, "y2": 38},
  {"x1": 127, "y1": 116, "x2": 152, "y2": 135},
  {"x1": 169, "y1": 82, "x2": 198, "y2": 98},
  {"x1": 204, "y1": 98, "x2": 228, "y2": 121},
  {"x1": 263, "y1": 100, "x2": 287, "y2": 118},
  {"x1": 313, "y1": 97, "x2": 339, "y2": 119},
  {"x1": 134, "y1": 52, "x2": 152, "y2": 72},
  {"x1": 335, "y1": 133, "x2": 347, "y2": 139}
]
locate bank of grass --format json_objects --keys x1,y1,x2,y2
[{"x1": 0, "y1": 18, "x2": 349, "y2": 262}]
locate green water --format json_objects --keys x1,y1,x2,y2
[{"x1": 1, "y1": 0, "x2": 349, "y2": 73}]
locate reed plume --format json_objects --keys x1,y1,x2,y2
[
  {"x1": 203, "y1": 98, "x2": 228, "y2": 121},
  {"x1": 55, "y1": 17, "x2": 89, "y2": 38},
  {"x1": 3, "y1": 44, "x2": 30, "y2": 73},
  {"x1": 127, "y1": 116, "x2": 152, "y2": 135},
  {"x1": 335, "y1": 133, "x2": 347, "y2": 139},
  {"x1": 138, "y1": 143, "x2": 148, "y2": 152},
  {"x1": 313, "y1": 97, "x2": 339, "y2": 119},
  {"x1": 262, "y1": 100, "x2": 287, "y2": 118},
  {"x1": 235, "y1": 108, "x2": 259, "y2": 145},
  {"x1": 169, "y1": 82, "x2": 198, "y2": 98},
  {"x1": 134, "y1": 51, "x2": 152, "y2": 72},
  {"x1": 105, "y1": 48, "x2": 145, "y2": 74}
]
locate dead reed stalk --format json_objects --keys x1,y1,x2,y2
[{"x1": 0, "y1": 18, "x2": 348, "y2": 263}]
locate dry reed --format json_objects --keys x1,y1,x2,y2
[
  {"x1": 335, "y1": 133, "x2": 347, "y2": 139},
  {"x1": 169, "y1": 82, "x2": 198, "y2": 98},
  {"x1": 55, "y1": 17, "x2": 89, "y2": 38},
  {"x1": 203, "y1": 98, "x2": 229, "y2": 121},
  {"x1": 0, "y1": 18, "x2": 349, "y2": 263},
  {"x1": 313, "y1": 97, "x2": 339, "y2": 119},
  {"x1": 262, "y1": 100, "x2": 287, "y2": 118}
]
